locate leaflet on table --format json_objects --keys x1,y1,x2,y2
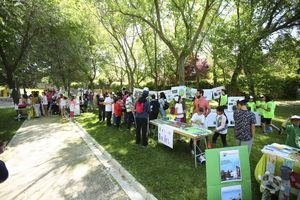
[
  {"x1": 221, "y1": 185, "x2": 242, "y2": 200},
  {"x1": 220, "y1": 150, "x2": 242, "y2": 183},
  {"x1": 262, "y1": 143, "x2": 300, "y2": 159}
]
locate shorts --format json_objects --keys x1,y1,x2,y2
[{"x1": 262, "y1": 118, "x2": 272, "y2": 125}]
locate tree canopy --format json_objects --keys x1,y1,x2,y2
[{"x1": 0, "y1": 0, "x2": 299, "y2": 98}]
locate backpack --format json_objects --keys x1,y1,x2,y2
[
  {"x1": 170, "y1": 106, "x2": 175, "y2": 115},
  {"x1": 163, "y1": 101, "x2": 169, "y2": 110},
  {"x1": 135, "y1": 102, "x2": 144, "y2": 113}
]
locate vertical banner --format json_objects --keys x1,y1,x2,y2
[{"x1": 158, "y1": 124, "x2": 174, "y2": 149}]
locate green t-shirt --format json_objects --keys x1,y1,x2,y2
[
  {"x1": 285, "y1": 125, "x2": 300, "y2": 148},
  {"x1": 220, "y1": 94, "x2": 228, "y2": 106},
  {"x1": 256, "y1": 100, "x2": 266, "y2": 116},
  {"x1": 247, "y1": 102, "x2": 256, "y2": 112},
  {"x1": 263, "y1": 101, "x2": 276, "y2": 119}
]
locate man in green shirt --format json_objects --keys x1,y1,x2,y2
[
  {"x1": 247, "y1": 96, "x2": 256, "y2": 112},
  {"x1": 256, "y1": 95, "x2": 266, "y2": 133},
  {"x1": 263, "y1": 96, "x2": 279, "y2": 133},
  {"x1": 219, "y1": 89, "x2": 228, "y2": 109},
  {"x1": 282, "y1": 115, "x2": 300, "y2": 148}
]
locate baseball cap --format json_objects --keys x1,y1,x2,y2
[
  {"x1": 249, "y1": 95, "x2": 254, "y2": 99},
  {"x1": 259, "y1": 94, "x2": 265, "y2": 98}
]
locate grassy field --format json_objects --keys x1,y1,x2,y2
[
  {"x1": 77, "y1": 102, "x2": 299, "y2": 199},
  {"x1": 0, "y1": 108, "x2": 24, "y2": 142}
]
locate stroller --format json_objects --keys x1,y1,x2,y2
[
  {"x1": 15, "y1": 103, "x2": 28, "y2": 121},
  {"x1": 50, "y1": 97, "x2": 59, "y2": 115}
]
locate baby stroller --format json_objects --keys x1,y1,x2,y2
[
  {"x1": 15, "y1": 103, "x2": 28, "y2": 121},
  {"x1": 50, "y1": 97, "x2": 59, "y2": 115}
]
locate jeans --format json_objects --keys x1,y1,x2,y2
[
  {"x1": 236, "y1": 139, "x2": 253, "y2": 156},
  {"x1": 212, "y1": 132, "x2": 227, "y2": 147},
  {"x1": 127, "y1": 112, "x2": 134, "y2": 129},
  {"x1": 136, "y1": 118, "x2": 148, "y2": 146},
  {"x1": 106, "y1": 111, "x2": 112, "y2": 126},
  {"x1": 159, "y1": 108, "x2": 166, "y2": 118},
  {"x1": 98, "y1": 107, "x2": 105, "y2": 121},
  {"x1": 115, "y1": 116, "x2": 121, "y2": 127}
]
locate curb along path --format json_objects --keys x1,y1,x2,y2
[{"x1": 0, "y1": 116, "x2": 154, "y2": 200}]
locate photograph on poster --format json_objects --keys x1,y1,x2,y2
[
  {"x1": 221, "y1": 185, "x2": 242, "y2": 200},
  {"x1": 212, "y1": 86, "x2": 225, "y2": 99},
  {"x1": 133, "y1": 88, "x2": 143, "y2": 100},
  {"x1": 220, "y1": 150, "x2": 242, "y2": 182},
  {"x1": 203, "y1": 89, "x2": 213, "y2": 100}
]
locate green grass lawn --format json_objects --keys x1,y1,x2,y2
[
  {"x1": 76, "y1": 102, "x2": 300, "y2": 200},
  {"x1": 0, "y1": 108, "x2": 24, "y2": 142}
]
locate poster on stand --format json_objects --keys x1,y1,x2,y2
[
  {"x1": 171, "y1": 86, "x2": 186, "y2": 98},
  {"x1": 212, "y1": 86, "x2": 225, "y2": 99},
  {"x1": 221, "y1": 185, "x2": 242, "y2": 200},
  {"x1": 186, "y1": 87, "x2": 197, "y2": 99},
  {"x1": 133, "y1": 88, "x2": 143, "y2": 100},
  {"x1": 220, "y1": 150, "x2": 242, "y2": 183},
  {"x1": 158, "y1": 90, "x2": 173, "y2": 102},
  {"x1": 227, "y1": 96, "x2": 244, "y2": 111},
  {"x1": 203, "y1": 89, "x2": 213, "y2": 101}
]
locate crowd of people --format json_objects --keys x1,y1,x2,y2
[{"x1": 11, "y1": 87, "x2": 300, "y2": 156}]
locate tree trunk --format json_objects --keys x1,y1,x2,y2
[
  {"x1": 177, "y1": 54, "x2": 185, "y2": 85},
  {"x1": 6, "y1": 70, "x2": 15, "y2": 89},
  {"x1": 230, "y1": 53, "x2": 242, "y2": 94},
  {"x1": 212, "y1": 57, "x2": 217, "y2": 86}
]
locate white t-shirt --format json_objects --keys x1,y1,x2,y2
[
  {"x1": 104, "y1": 97, "x2": 113, "y2": 112},
  {"x1": 60, "y1": 99, "x2": 67, "y2": 108},
  {"x1": 191, "y1": 113, "x2": 206, "y2": 129},
  {"x1": 42, "y1": 95, "x2": 48, "y2": 105},
  {"x1": 175, "y1": 103, "x2": 184, "y2": 118},
  {"x1": 215, "y1": 114, "x2": 228, "y2": 134}
]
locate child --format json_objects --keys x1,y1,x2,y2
[
  {"x1": 114, "y1": 97, "x2": 123, "y2": 128},
  {"x1": 174, "y1": 96, "x2": 185, "y2": 122},
  {"x1": 59, "y1": 94, "x2": 67, "y2": 118},
  {"x1": 191, "y1": 107, "x2": 206, "y2": 129},
  {"x1": 212, "y1": 106, "x2": 228, "y2": 147},
  {"x1": 69, "y1": 96, "x2": 76, "y2": 122},
  {"x1": 282, "y1": 115, "x2": 300, "y2": 148}
]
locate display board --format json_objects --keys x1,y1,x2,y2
[
  {"x1": 133, "y1": 88, "x2": 143, "y2": 100},
  {"x1": 186, "y1": 87, "x2": 197, "y2": 99},
  {"x1": 227, "y1": 96, "x2": 244, "y2": 111},
  {"x1": 158, "y1": 90, "x2": 173, "y2": 102},
  {"x1": 158, "y1": 124, "x2": 174, "y2": 148},
  {"x1": 171, "y1": 86, "x2": 187, "y2": 98},
  {"x1": 206, "y1": 146, "x2": 251, "y2": 200},
  {"x1": 203, "y1": 89, "x2": 213, "y2": 101},
  {"x1": 212, "y1": 86, "x2": 225, "y2": 99},
  {"x1": 205, "y1": 110, "x2": 261, "y2": 127}
]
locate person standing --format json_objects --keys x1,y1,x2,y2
[
  {"x1": 193, "y1": 89, "x2": 211, "y2": 116},
  {"x1": 122, "y1": 91, "x2": 129, "y2": 124},
  {"x1": 42, "y1": 92, "x2": 48, "y2": 116},
  {"x1": 218, "y1": 89, "x2": 228, "y2": 109},
  {"x1": 256, "y1": 95, "x2": 266, "y2": 133},
  {"x1": 174, "y1": 96, "x2": 185, "y2": 122},
  {"x1": 88, "y1": 91, "x2": 94, "y2": 112},
  {"x1": 234, "y1": 99, "x2": 256, "y2": 155},
  {"x1": 32, "y1": 91, "x2": 41, "y2": 118},
  {"x1": 149, "y1": 94, "x2": 160, "y2": 121},
  {"x1": 59, "y1": 94, "x2": 67, "y2": 118},
  {"x1": 281, "y1": 115, "x2": 300, "y2": 148},
  {"x1": 135, "y1": 89, "x2": 150, "y2": 147},
  {"x1": 69, "y1": 96, "x2": 76, "y2": 122},
  {"x1": 263, "y1": 96, "x2": 278, "y2": 133},
  {"x1": 247, "y1": 96, "x2": 256, "y2": 112},
  {"x1": 96, "y1": 94, "x2": 105, "y2": 122},
  {"x1": 125, "y1": 92, "x2": 135, "y2": 130},
  {"x1": 212, "y1": 106, "x2": 228, "y2": 147},
  {"x1": 104, "y1": 93, "x2": 114, "y2": 127},
  {"x1": 114, "y1": 96, "x2": 123, "y2": 129},
  {"x1": 158, "y1": 92, "x2": 168, "y2": 119}
]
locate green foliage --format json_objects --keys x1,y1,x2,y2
[{"x1": 0, "y1": 108, "x2": 23, "y2": 142}]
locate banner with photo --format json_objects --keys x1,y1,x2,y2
[{"x1": 212, "y1": 86, "x2": 225, "y2": 99}]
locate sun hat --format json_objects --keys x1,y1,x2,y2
[{"x1": 290, "y1": 115, "x2": 300, "y2": 120}]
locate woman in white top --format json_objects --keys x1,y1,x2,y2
[
  {"x1": 158, "y1": 92, "x2": 167, "y2": 118},
  {"x1": 174, "y1": 96, "x2": 185, "y2": 122},
  {"x1": 42, "y1": 92, "x2": 48, "y2": 116},
  {"x1": 59, "y1": 94, "x2": 67, "y2": 118},
  {"x1": 212, "y1": 106, "x2": 228, "y2": 147}
]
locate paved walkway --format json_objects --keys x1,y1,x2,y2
[{"x1": 0, "y1": 116, "x2": 130, "y2": 200}]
